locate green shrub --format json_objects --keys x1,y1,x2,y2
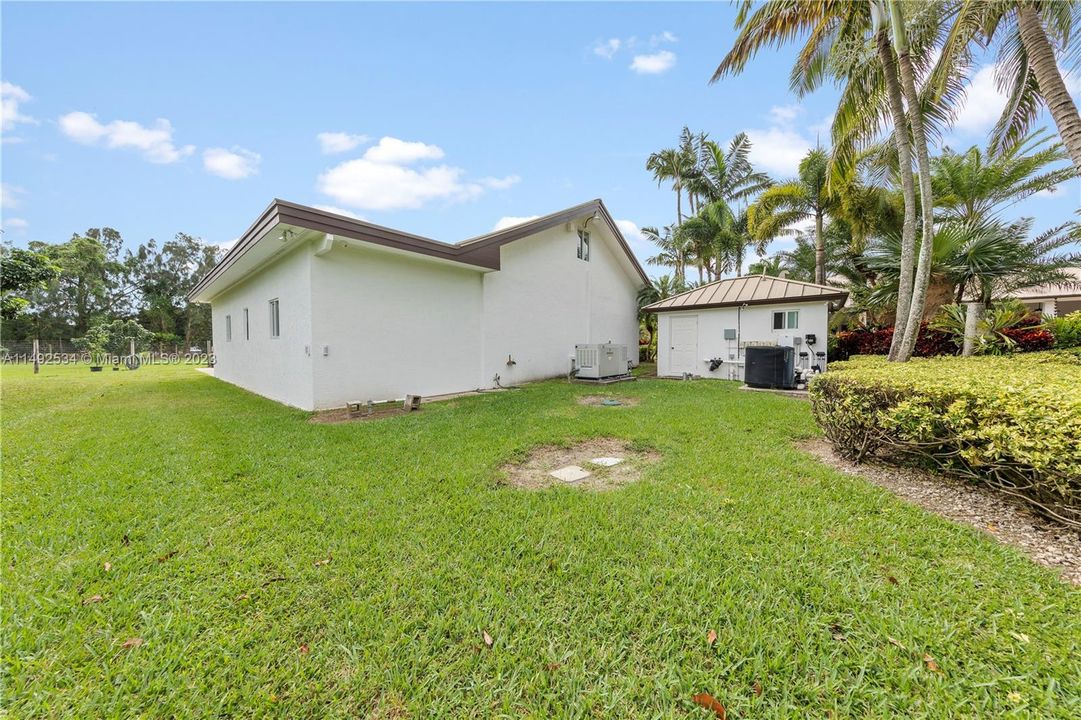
[
  {"x1": 809, "y1": 352, "x2": 1081, "y2": 527},
  {"x1": 1047, "y1": 310, "x2": 1081, "y2": 348}
]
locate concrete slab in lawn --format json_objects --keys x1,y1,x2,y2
[
  {"x1": 549, "y1": 465, "x2": 591, "y2": 483},
  {"x1": 590, "y1": 457, "x2": 624, "y2": 467}
]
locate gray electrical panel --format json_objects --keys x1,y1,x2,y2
[{"x1": 723, "y1": 328, "x2": 737, "y2": 340}]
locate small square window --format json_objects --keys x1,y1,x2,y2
[
  {"x1": 773, "y1": 310, "x2": 799, "y2": 330},
  {"x1": 577, "y1": 230, "x2": 590, "y2": 262},
  {"x1": 269, "y1": 299, "x2": 280, "y2": 338},
  {"x1": 225, "y1": 314, "x2": 232, "y2": 342}
]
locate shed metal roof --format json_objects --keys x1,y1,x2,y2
[{"x1": 643, "y1": 275, "x2": 848, "y2": 312}]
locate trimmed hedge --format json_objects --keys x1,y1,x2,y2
[{"x1": 809, "y1": 351, "x2": 1081, "y2": 527}]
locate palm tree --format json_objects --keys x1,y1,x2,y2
[
  {"x1": 642, "y1": 225, "x2": 689, "y2": 281},
  {"x1": 676, "y1": 202, "x2": 756, "y2": 281},
  {"x1": 747, "y1": 148, "x2": 840, "y2": 284},
  {"x1": 688, "y1": 134, "x2": 773, "y2": 206},
  {"x1": 864, "y1": 217, "x2": 1079, "y2": 310},
  {"x1": 646, "y1": 143, "x2": 696, "y2": 227},
  {"x1": 931, "y1": 130, "x2": 1077, "y2": 224},
  {"x1": 941, "y1": 0, "x2": 1081, "y2": 170}
]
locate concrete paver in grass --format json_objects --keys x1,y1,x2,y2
[{"x1": 549, "y1": 465, "x2": 592, "y2": 483}]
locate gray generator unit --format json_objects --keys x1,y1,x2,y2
[
  {"x1": 575, "y1": 343, "x2": 629, "y2": 379},
  {"x1": 745, "y1": 346, "x2": 796, "y2": 389}
]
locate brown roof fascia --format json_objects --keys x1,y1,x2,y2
[{"x1": 190, "y1": 198, "x2": 648, "y2": 300}]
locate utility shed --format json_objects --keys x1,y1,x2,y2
[
  {"x1": 643, "y1": 275, "x2": 848, "y2": 381},
  {"x1": 188, "y1": 198, "x2": 647, "y2": 410}
]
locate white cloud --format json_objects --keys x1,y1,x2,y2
[
  {"x1": 363, "y1": 136, "x2": 444, "y2": 164},
  {"x1": 742, "y1": 104, "x2": 821, "y2": 177},
  {"x1": 2, "y1": 217, "x2": 29, "y2": 233},
  {"x1": 768, "y1": 104, "x2": 803, "y2": 125},
  {"x1": 318, "y1": 136, "x2": 515, "y2": 211},
  {"x1": 1, "y1": 82, "x2": 35, "y2": 131},
  {"x1": 479, "y1": 175, "x2": 520, "y2": 190},
  {"x1": 746, "y1": 127, "x2": 813, "y2": 176},
  {"x1": 630, "y1": 50, "x2": 677, "y2": 75},
  {"x1": 59, "y1": 111, "x2": 195, "y2": 163},
  {"x1": 492, "y1": 215, "x2": 540, "y2": 231},
  {"x1": 953, "y1": 63, "x2": 1081, "y2": 136},
  {"x1": 952, "y1": 65, "x2": 1003, "y2": 135},
  {"x1": 1, "y1": 183, "x2": 24, "y2": 209},
  {"x1": 650, "y1": 31, "x2": 678, "y2": 45},
  {"x1": 593, "y1": 38, "x2": 622, "y2": 59},
  {"x1": 313, "y1": 205, "x2": 366, "y2": 221},
  {"x1": 202, "y1": 147, "x2": 260, "y2": 179},
  {"x1": 318, "y1": 160, "x2": 481, "y2": 211},
  {"x1": 317, "y1": 131, "x2": 370, "y2": 154}
]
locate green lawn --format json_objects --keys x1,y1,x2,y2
[{"x1": 2, "y1": 364, "x2": 1078, "y2": 718}]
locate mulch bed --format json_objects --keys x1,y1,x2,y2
[{"x1": 797, "y1": 438, "x2": 1081, "y2": 585}]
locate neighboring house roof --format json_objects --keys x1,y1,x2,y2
[
  {"x1": 1010, "y1": 267, "x2": 1081, "y2": 301},
  {"x1": 643, "y1": 274, "x2": 849, "y2": 312},
  {"x1": 189, "y1": 198, "x2": 648, "y2": 301}
]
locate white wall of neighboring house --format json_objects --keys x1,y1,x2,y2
[
  {"x1": 481, "y1": 224, "x2": 640, "y2": 386},
  {"x1": 656, "y1": 300, "x2": 832, "y2": 381},
  {"x1": 210, "y1": 245, "x2": 315, "y2": 409},
  {"x1": 309, "y1": 243, "x2": 484, "y2": 409}
]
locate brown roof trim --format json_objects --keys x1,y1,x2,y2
[{"x1": 189, "y1": 198, "x2": 648, "y2": 300}]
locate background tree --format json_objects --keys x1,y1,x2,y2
[
  {"x1": 0, "y1": 246, "x2": 59, "y2": 320},
  {"x1": 748, "y1": 148, "x2": 839, "y2": 284}
]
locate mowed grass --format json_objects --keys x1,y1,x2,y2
[{"x1": 2, "y1": 364, "x2": 1078, "y2": 718}]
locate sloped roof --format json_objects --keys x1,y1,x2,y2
[
  {"x1": 189, "y1": 198, "x2": 648, "y2": 301},
  {"x1": 643, "y1": 274, "x2": 848, "y2": 312},
  {"x1": 1011, "y1": 267, "x2": 1081, "y2": 300}
]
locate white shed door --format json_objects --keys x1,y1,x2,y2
[{"x1": 669, "y1": 315, "x2": 698, "y2": 375}]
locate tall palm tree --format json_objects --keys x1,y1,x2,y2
[
  {"x1": 642, "y1": 225, "x2": 689, "y2": 281},
  {"x1": 676, "y1": 201, "x2": 757, "y2": 281},
  {"x1": 941, "y1": 1, "x2": 1081, "y2": 170},
  {"x1": 747, "y1": 149, "x2": 840, "y2": 284},
  {"x1": 712, "y1": 0, "x2": 943, "y2": 360},
  {"x1": 645, "y1": 148, "x2": 694, "y2": 226},
  {"x1": 688, "y1": 134, "x2": 773, "y2": 206}
]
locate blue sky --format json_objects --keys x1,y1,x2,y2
[{"x1": 2, "y1": 1, "x2": 1078, "y2": 276}]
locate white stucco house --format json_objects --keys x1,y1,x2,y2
[
  {"x1": 189, "y1": 199, "x2": 648, "y2": 410},
  {"x1": 643, "y1": 275, "x2": 848, "y2": 381}
]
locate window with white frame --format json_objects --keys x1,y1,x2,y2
[
  {"x1": 772, "y1": 310, "x2": 799, "y2": 330},
  {"x1": 269, "y1": 299, "x2": 280, "y2": 338},
  {"x1": 225, "y1": 314, "x2": 232, "y2": 341},
  {"x1": 244, "y1": 308, "x2": 250, "y2": 340},
  {"x1": 577, "y1": 230, "x2": 590, "y2": 261}
]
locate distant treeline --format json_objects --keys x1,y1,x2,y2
[{"x1": 1, "y1": 229, "x2": 221, "y2": 349}]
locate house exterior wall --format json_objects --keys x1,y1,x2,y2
[
  {"x1": 656, "y1": 300, "x2": 832, "y2": 381},
  {"x1": 308, "y1": 243, "x2": 484, "y2": 410},
  {"x1": 209, "y1": 222, "x2": 642, "y2": 410},
  {"x1": 480, "y1": 224, "x2": 640, "y2": 385},
  {"x1": 210, "y1": 245, "x2": 314, "y2": 409}
]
